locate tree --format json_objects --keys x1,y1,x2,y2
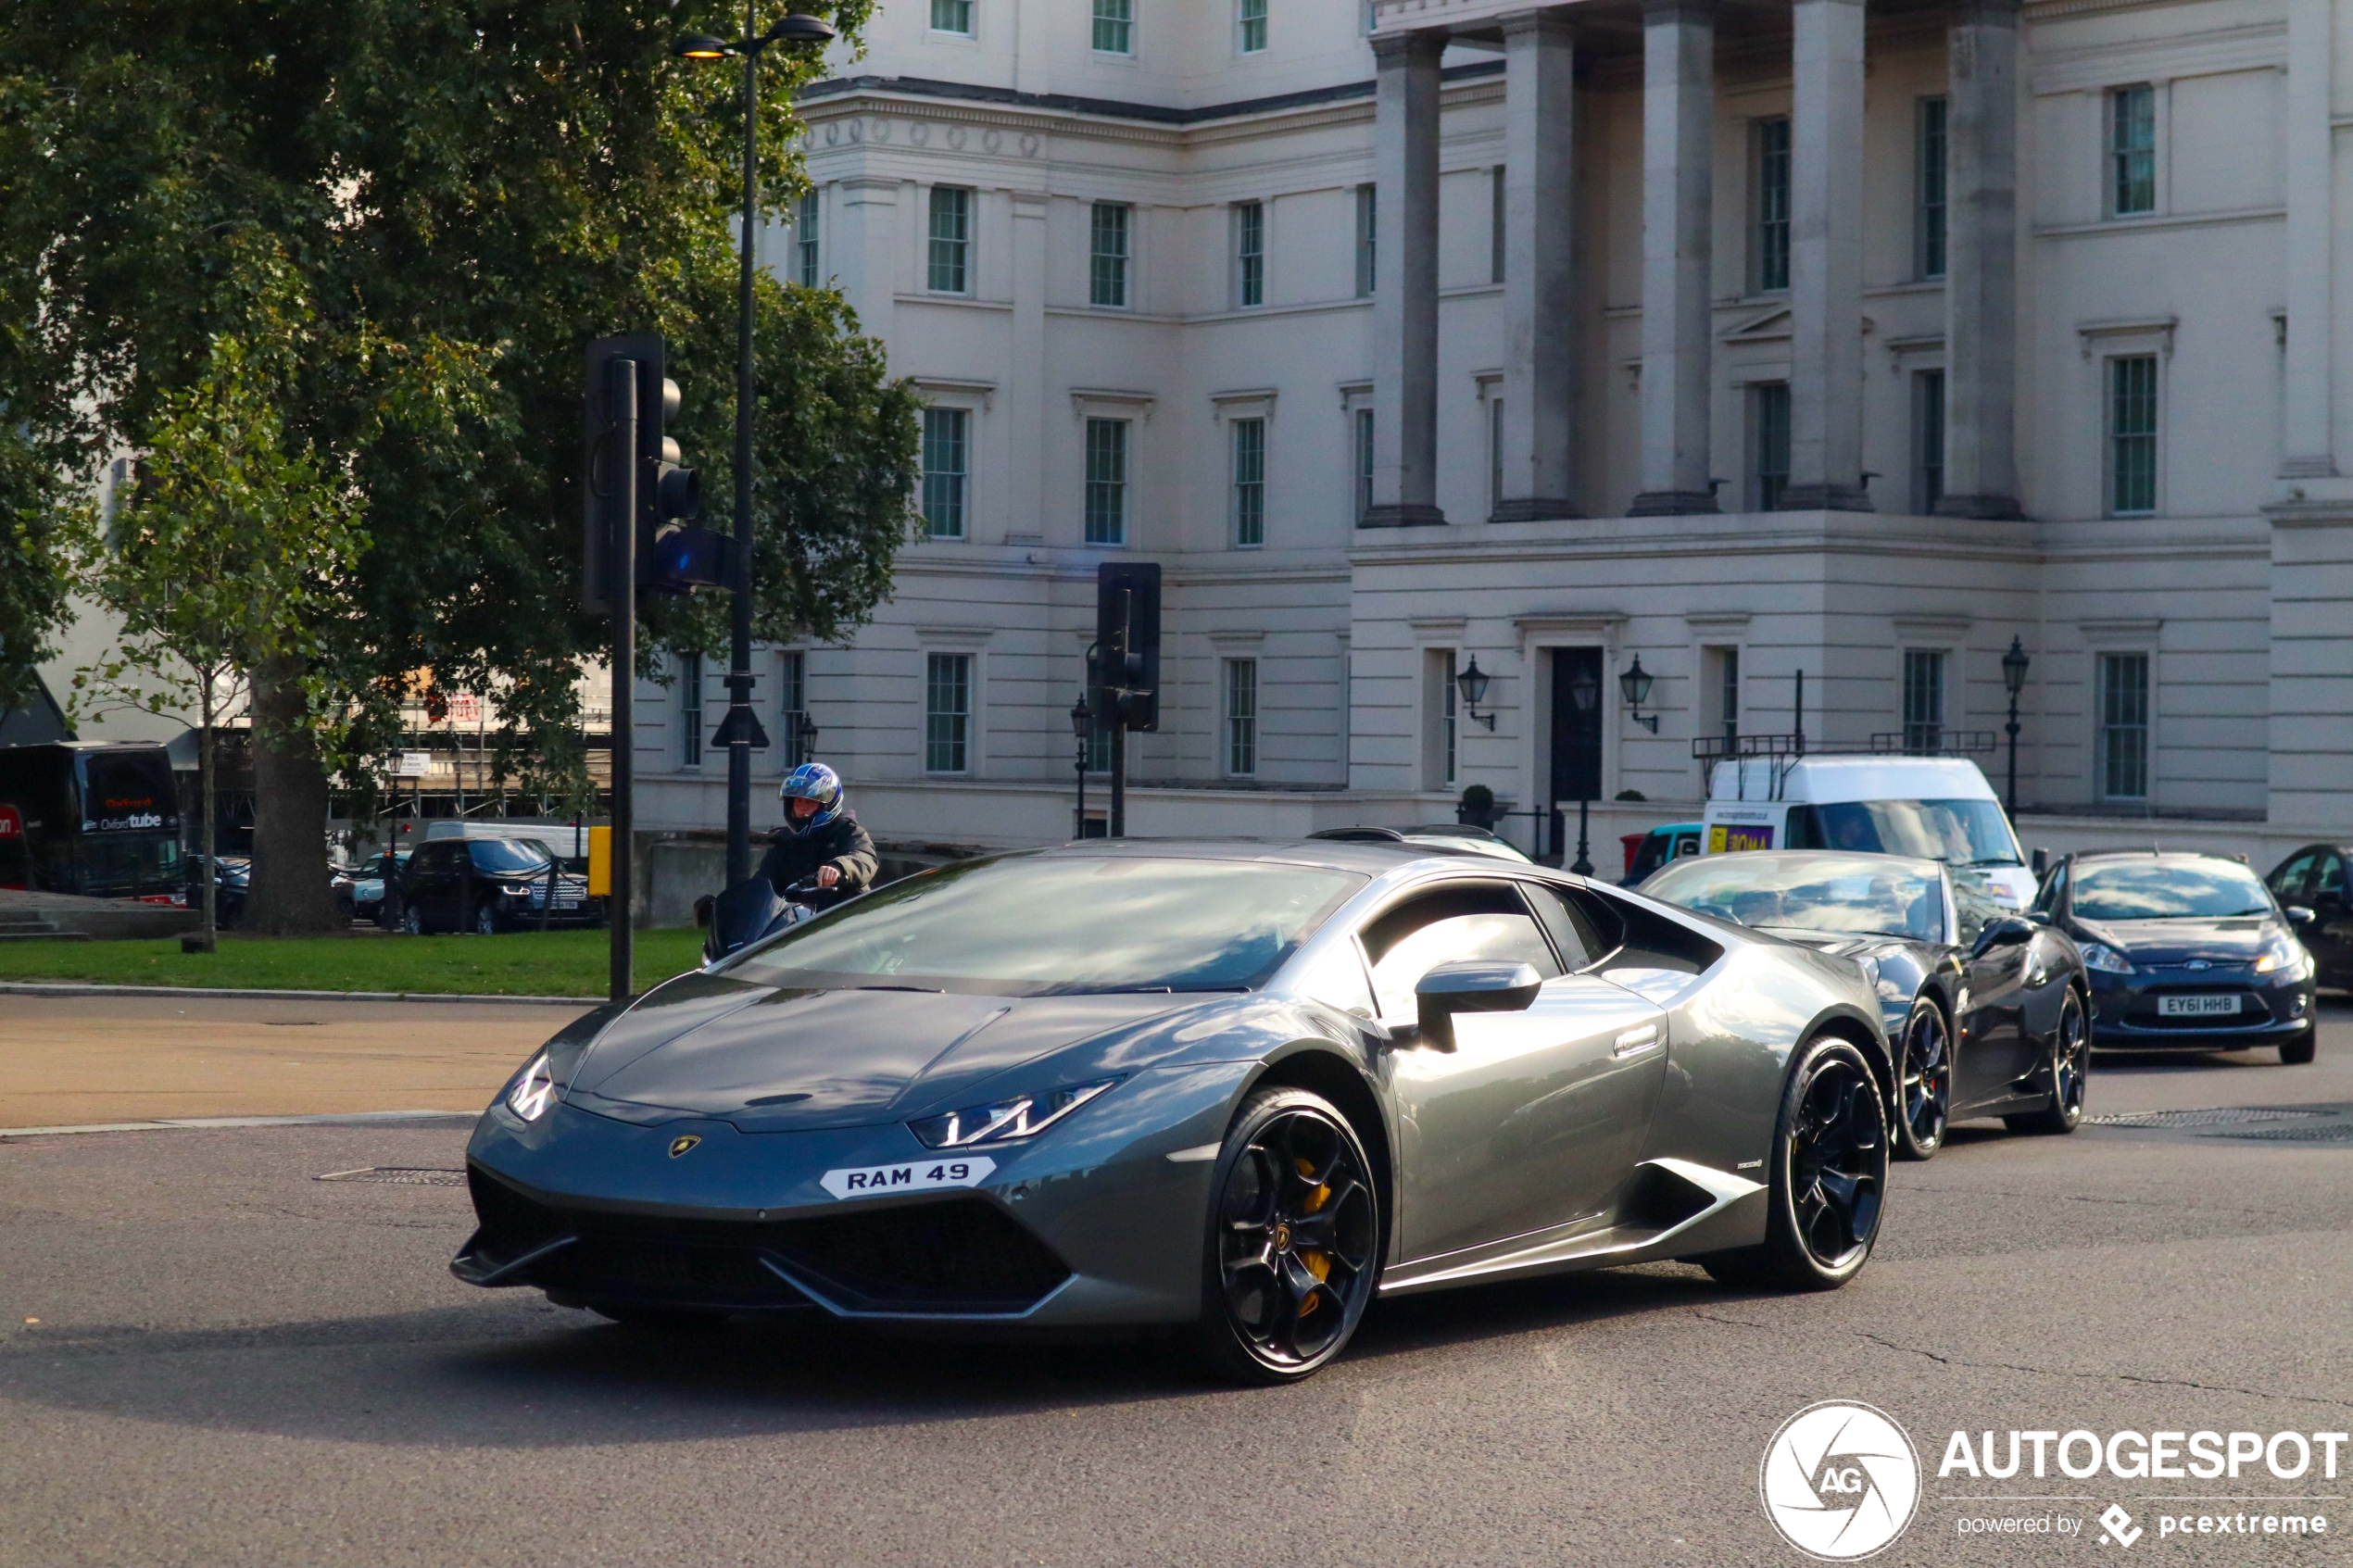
[
  {"x1": 73, "y1": 322, "x2": 365, "y2": 947},
  {"x1": 2, "y1": 0, "x2": 917, "y2": 932}
]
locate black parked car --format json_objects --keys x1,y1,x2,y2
[
  {"x1": 396, "y1": 837, "x2": 599, "y2": 935},
  {"x1": 2264, "y1": 843, "x2": 2353, "y2": 990},
  {"x1": 2037, "y1": 850, "x2": 2318, "y2": 1063},
  {"x1": 183, "y1": 853, "x2": 251, "y2": 928},
  {"x1": 333, "y1": 850, "x2": 410, "y2": 925},
  {"x1": 1643, "y1": 850, "x2": 2090, "y2": 1159}
]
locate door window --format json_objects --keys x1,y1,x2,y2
[
  {"x1": 1519, "y1": 883, "x2": 1602, "y2": 970},
  {"x1": 2314, "y1": 854, "x2": 2347, "y2": 904},
  {"x1": 2271, "y1": 852, "x2": 2315, "y2": 902},
  {"x1": 1952, "y1": 875, "x2": 2002, "y2": 947},
  {"x1": 1360, "y1": 884, "x2": 1561, "y2": 1022}
]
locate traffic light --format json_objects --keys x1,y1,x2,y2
[
  {"x1": 581, "y1": 332, "x2": 723, "y2": 609},
  {"x1": 1093, "y1": 561, "x2": 1161, "y2": 733}
]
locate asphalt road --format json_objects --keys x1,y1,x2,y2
[{"x1": 2, "y1": 1007, "x2": 2349, "y2": 1568}]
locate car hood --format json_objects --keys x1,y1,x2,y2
[
  {"x1": 2070, "y1": 916, "x2": 2274, "y2": 962},
  {"x1": 562, "y1": 973, "x2": 1200, "y2": 1133}
]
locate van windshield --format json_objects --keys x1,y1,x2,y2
[{"x1": 1785, "y1": 798, "x2": 2020, "y2": 867}]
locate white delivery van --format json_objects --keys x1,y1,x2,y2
[{"x1": 1698, "y1": 754, "x2": 2035, "y2": 908}]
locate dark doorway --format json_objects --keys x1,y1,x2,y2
[{"x1": 1550, "y1": 647, "x2": 1604, "y2": 808}]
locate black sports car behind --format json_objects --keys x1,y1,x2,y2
[
  {"x1": 1642, "y1": 850, "x2": 2090, "y2": 1159},
  {"x1": 2264, "y1": 843, "x2": 2353, "y2": 990},
  {"x1": 2037, "y1": 850, "x2": 2318, "y2": 1063}
]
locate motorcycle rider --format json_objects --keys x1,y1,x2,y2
[{"x1": 756, "y1": 761, "x2": 877, "y2": 909}]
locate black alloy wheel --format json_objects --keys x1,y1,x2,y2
[
  {"x1": 1894, "y1": 997, "x2": 1951, "y2": 1161},
  {"x1": 1702, "y1": 1035, "x2": 1888, "y2": 1290},
  {"x1": 1193, "y1": 1087, "x2": 1380, "y2": 1385},
  {"x1": 2007, "y1": 990, "x2": 2088, "y2": 1135}
]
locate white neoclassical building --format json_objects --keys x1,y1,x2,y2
[{"x1": 633, "y1": 0, "x2": 2353, "y2": 866}]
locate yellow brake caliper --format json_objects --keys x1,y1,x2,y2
[{"x1": 1295, "y1": 1157, "x2": 1332, "y2": 1313}]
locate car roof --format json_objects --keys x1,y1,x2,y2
[
  {"x1": 2068, "y1": 848, "x2": 2251, "y2": 866},
  {"x1": 1708, "y1": 755, "x2": 1997, "y2": 803},
  {"x1": 1656, "y1": 847, "x2": 1946, "y2": 878},
  {"x1": 1028, "y1": 836, "x2": 1536, "y2": 878}
]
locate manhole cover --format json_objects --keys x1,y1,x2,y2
[
  {"x1": 2200, "y1": 1123, "x2": 2353, "y2": 1144},
  {"x1": 314, "y1": 1167, "x2": 468, "y2": 1186},
  {"x1": 2084, "y1": 1107, "x2": 2327, "y2": 1128}
]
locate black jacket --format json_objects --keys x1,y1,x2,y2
[{"x1": 756, "y1": 809, "x2": 879, "y2": 904}]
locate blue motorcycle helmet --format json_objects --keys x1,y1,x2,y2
[{"x1": 778, "y1": 762, "x2": 845, "y2": 836}]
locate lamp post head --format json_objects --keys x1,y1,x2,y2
[
  {"x1": 1456, "y1": 657, "x2": 1491, "y2": 710},
  {"x1": 767, "y1": 13, "x2": 839, "y2": 44},
  {"x1": 1070, "y1": 694, "x2": 1092, "y2": 740},
  {"x1": 1617, "y1": 654, "x2": 1655, "y2": 710},
  {"x1": 2002, "y1": 634, "x2": 2032, "y2": 697},
  {"x1": 671, "y1": 32, "x2": 735, "y2": 57}
]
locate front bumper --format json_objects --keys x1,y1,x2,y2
[
  {"x1": 454, "y1": 1060, "x2": 1255, "y2": 1327},
  {"x1": 2086, "y1": 968, "x2": 2316, "y2": 1048}
]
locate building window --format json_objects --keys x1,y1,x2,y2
[
  {"x1": 1487, "y1": 395, "x2": 1504, "y2": 516},
  {"x1": 1913, "y1": 369, "x2": 1945, "y2": 514},
  {"x1": 1087, "y1": 706, "x2": 1117, "y2": 773},
  {"x1": 1705, "y1": 646, "x2": 1740, "y2": 749},
  {"x1": 931, "y1": 0, "x2": 974, "y2": 34},
  {"x1": 1755, "y1": 117, "x2": 1792, "y2": 293},
  {"x1": 795, "y1": 189, "x2": 821, "y2": 287},
  {"x1": 927, "y1": 186, "x2": 971, "y2": 294},
  {"x1": 1354, "y1": 184, "x2": 1377, "y2": 297},
  {"x1": 1085, "y1": 418, "x2": 1127, "y2": 545},
  {"x1": 1917, "y1": 96, "x2": 1947, "y2": 280},
  {"x1": 1232, "y1": 417, "x2": 1266, "y2": 546},
  {"x1": 1902, "y1": 649, "x2": 1945, "y2": 755},
  {"x1": 1238, "y1": 0, "x2": 1267, "y2": 54},
  {"x1": 1753, "y1": 382, "x2": 1791, "y2": 510},
  {"x1": 2109, "y1": 354, "x2": 2158, "y2": 515},
  {"x1": 1088, "y1": 202, "x2": 1130, "y2": 307},
  {"x1": 921, "y1": 408, "x2": 968, "y2": 538},
  {"x1": 679, "y1": 653, "x2": 704, "y2": 768},
  {"x1": 1429, "y1": 647, "x2": 1458, "y2": 788},
  {"x1": 1490, "y1": 165, "x2": 1506, "y2": 284},
  {"x1": 1353, "y1": 407, "x2": 1376, "y2": 523},
  {"x1": 1234, "y1": 201, "x2": 1265, "y2": 308},
  {"x1": 776, "y1": 650, "x2": 810, "y2": 769},
  {"x1": 2110, "y1": 84, "x2": 2156, "y2": 216},
  {"x1": 1225, "y1": 659, "x2": 1259, "y2": 776},
  {"x1": 1091, "y1": 0, "x2": 1131, "y2": 53},
  {"x1": 2097, "y1": 652, "x2": 2150, "y2": 799},
  {"x1": 925, "y1": 653, "x2": 971, "y2": 773}
]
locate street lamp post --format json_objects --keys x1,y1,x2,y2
[
  {"x1": 1070, "y1": 695, "x2": 1092, "y2": 838},
  {"x1": 674, "y1": 9, "x2": 837, "y2": 888},
  {"x1": 2001, "y1": 634, "x2": 2032, "y2": 819}
]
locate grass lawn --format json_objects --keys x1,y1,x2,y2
[{"x1": 0, "y1": 926, "x2": 708, "y2": 998}]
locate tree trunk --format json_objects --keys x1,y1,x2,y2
[{"x1": 244, "y1": 655, "x2": 343, "y2": 935}]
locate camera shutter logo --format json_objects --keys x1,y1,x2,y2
[{"x1": 1759, "y1": 1401, "x2": 1921, "y2": 1560}]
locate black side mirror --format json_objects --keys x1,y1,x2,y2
[
  {"x1": 2285, "y1": 905, "x2": 2317, "y2": 927},
  {"x1": 1413, "y1": 960, "x2": 1542, "y2": 1052},
  {"x1": 1969, "y1": 916, "x2": 2036, "y2": 960},
  {"x1": 2031, "y1": 847, "x2": 2049, "y2": 877}
]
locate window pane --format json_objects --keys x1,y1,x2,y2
[
  {"x1": 1488, "y1": 395, "x2": 1504, "y2": 515},
  {"x1": 680, "y1": 653, "x2": 703, "y2": 767},
  {"x1": 1902, "y1": 650, "x2": 1944, "y2": 754},
  {"x1": 777, "y1": 651, "x2": 810, "y2": 768},
  {"x1": 1918, "y1": 97, "x2": 1947, "y2": 279},
  {"x1": 1353, "y1": 407, "x2": 1375, "y2": 522},
  {"x1": 1091, "y1": 0, "x2": 1131, "y2": 52},
  {"x1": 2110, "y1": 354, "x2": 2158, "y2": 514},
  {"x1": 1085, "y1": 418, "x2": 1127, "y2": 544},
  {"x1": 1916, "y1": 369, "x2": 1944, "y2": 513},
  {"x1": 1490, "y1": 164, "x2": 1506, "y2": 284},
  {"x1": 1226, "y1": 659, "x2": 1258, "y2": 776},
  {"x1": 1089, "y1": 202, "x2": 1129, "y2": 307},
  {"x1": 927, "y1": 187, "x2": 970, "y2": 293},
  {"x1": 925, "y1": 653, "x2": 970, "y2": 774},
  {"x1": 1235, "y1": 201, "x2": 1264, "y2": 307},
  {"x1": 2112, "y1": 85, "x2": 2156, "y2": 215},
  {"x1": 921, "y1": 408, "x2": 968, "y2": 538},
  {"x1": 2098, "y1": 652, "x2": 2149, "y2": 799},
  {"x1": 796, "y1": 190, "x2": 821, "y2": 288},
  {"x1": 931, "y1": 0, "x2": 974, "y2": 33},
  {"x1": 1441, "y1": 648, "x2": 1457, "y2": 786},
  {"x1": 1756, "y1": 118, "x2": 1792, "y2": 291},
  {"x1": 1354, "y1": 184, "x2": 1377, "y2": 297},
  {"x1": 1233, "y1": 417, "x2": 1265, "y2": 546},
  {"x1": 1755, "y1": 383, "x2": 1791, "y2": 510},
  {"x1": 1239, "y1": 0, "x2": 1266, "y2": 53}
]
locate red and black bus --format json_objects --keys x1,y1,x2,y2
[{"x1": 0, "y1": 742, "x2": 182, "y2": 899}]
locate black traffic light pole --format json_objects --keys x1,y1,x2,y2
[
  {"x1": 723, "y1": 0, "x2": 762, "y2": 888},
  {"x1": 609, "y1": 359, "x2": 637, "y2": 1005}
]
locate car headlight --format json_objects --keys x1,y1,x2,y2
[
  {"x1": 499, "y1": 882, "x2": 535, "y2": 897},
  {"x1": 908, "y1": 1077, "x2": 1121, "y2": 1150},
  {"x1": 2256, "y1": 935, "x2": 2308, "y2": 976},
  {"x1": 2079, "y1": 943, "x2": 2134, "y2": 974},
  {"x1": 506, "y1": 1051, "x2": 559, "y2": 1122}
]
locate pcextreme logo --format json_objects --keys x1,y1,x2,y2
[{"x1": 1760, "y1": 1401, "x2": 1923, "y2": 1561}]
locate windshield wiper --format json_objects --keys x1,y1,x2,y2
[{"x1": 850, "y1": 984, "x2": 944, "y2": 993}]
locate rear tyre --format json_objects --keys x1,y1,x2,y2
[
  {"x1": 2280, "y1": 1026, "x2": 2317, "y2": 1066},
  {"x1": 1191, "y1": 1086, "x2": 1381, "y2": 1386},
  {"x1": 1700, "y1": 1035, "x2": 1888, "y2": 1291},
  {"x1": 1893, "y1": 997, "x2": 1951, "y2": 1162},
  {"x1": 2006, "y1": 990, "x2": 2088, "y2": 1135}
]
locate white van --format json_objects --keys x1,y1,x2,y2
[{"x1": 1698, "y1": 755, "x2": 2035, "y2": 908}]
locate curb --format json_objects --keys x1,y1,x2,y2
[
  {"x1": 0, "y1": 982, "x2": 602, "y2": 1007},
  {"x1": 0, "y1": 1109, "x2": 478, "y2": 1138}
]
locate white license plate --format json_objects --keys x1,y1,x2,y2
[
  {"x1": 821, "y1": 1157, "x2": 997, "y2": 1199},
  {"x1": 2159, "y1": 994, "x2": 2243, "y2": 1018}
]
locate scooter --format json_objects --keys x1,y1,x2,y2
[{"x1": 697, "y1": 877, "x2": 821, "y2": 968}]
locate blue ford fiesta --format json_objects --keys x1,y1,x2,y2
[{"x1": 2034, "y1": 850, "x2": 2318, "y2": 1063}]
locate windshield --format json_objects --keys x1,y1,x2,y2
[
  {"x1": 2072, "y1": 861, "x2": 2273, "y2": 922},
  {"x1": 1643, "y1": 851, "x2": 1945, "y2": 942},
  {"x1": 724, "y1": 853, "x2": 1365, "y2": 996},
  {"x1": 469, "y1": 839, "x2": 552, "y2": 873},
  {"x1": 1788, "y1": 798, "x2": 2020, "y2": 867}
]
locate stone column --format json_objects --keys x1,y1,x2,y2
[
  {"x1": 2280, "y1": 0, "x2": 2336, "y2": 479},
  {"x1": 1367, "y1": 30, "x2": 1447, "y2": 527},
  {"x1": 1936, "y1": 0, "x2": 2023, "y2": 519},
  {"x1": 1782, "y1": 0, "x2": 1871, "y2": 511},
  {"x1": 1629, "y1": 0, "x2": 1719, "y2": 517},
  {"x1": 1495, "y1": 10, "x2": 1579, "y2": 521},
  {"x1": 1009, "y1": 190, "x2": 1048, "y2": 543}
]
